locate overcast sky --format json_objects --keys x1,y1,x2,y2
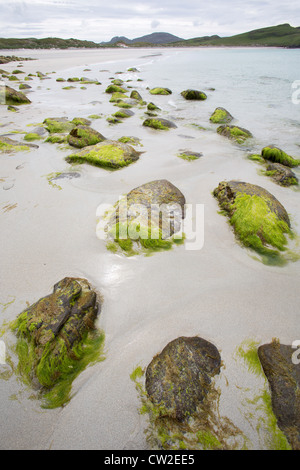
[{"x1": 0, "y1": 0, "x2": 299, "y2": 42}]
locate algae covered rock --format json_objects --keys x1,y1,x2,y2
[
  {"x1": 210, "y1": 107, "x2": 233, "y2": 124},
  {"x1": 66, "y1": 139, "x2": 141, "y2": 169},
  {"x1": 213, "y1": 181, "x2": 292, "y2": 262},
  {"x1": 102, "y1": 179, "x2": 186, "y2": 255},
  {"x1": 149, "y1": 87, "x2": 172, "y2": 95},
  {"x1": 177, "y1": 150, "x2": 203, "y2": 161},
  {"x1": 217, "y1": 125, "x2": 252, "y2": 144},
  {"x1": 181, "y1": 89, "x2": 207, "y2": 101},
  {"x1": 258, "y1": 340, "x2": 300, "y2": 450},
  {"x1": 67, "y1": 125, "x2": 106, "y2": 148},
  {"x1": 143, "y1": 118, "x2": 177, "y2": 130},
  {"x1": 44, "y1": 117, "x2": 75, "y2": 134},
  {"x1": 5, "y1": 85, "x2": 31, "y2": 105},
  {"x1": 265, "y1": 163, "x2": 298, "y2": 187},
  {"x1": 261, "y1": 146, "x2": 300, "y2": 168},
  {"x1": 130, "y1": 90, "x2": 143, "y2": 101},
  {"x1": 145, "y1": 337, "x2": 221, "y2": 421},
  {"x1": 11, "y1": 277, "x2": 104, "y2": 408},
  {"x1": 0, "y1": 135, "x2": 38, "y2": 152}
]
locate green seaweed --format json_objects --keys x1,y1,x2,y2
[
  {"x1": 150, "y1": 88, "x2": 172, "y2": 95},
  {"x1": 143, "y1": 119, "x2": 169, "y2": 130},
  {"x1": 24, "y1": 133, "x2": 41, "y2": 142},
  {"x1": 261, "y1": 147, "x2": 300, "y2": 168},
  {"x1": 235, "y1": 339, "x2": 292, "y2": 450},
  {"x1": 229, "y1": 193, "x2": 292, "y2": 261},
  {"x1": 66, "y1": 144, "x2": 129, "y2": 169},
  {"x1": 107, "y1": 222, "x2": 183, "y2": 256}
]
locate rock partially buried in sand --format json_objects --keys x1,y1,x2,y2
[
  {"x1": 217, "y1": 125, "x2": 252, "y2": 144},
  {"x1": 177, "y1": 150, "x2": 203, "y2": 161},
  {"x1": 146, "y1": 336, "x2": 222, "y2": 421},
  {"x1": 103, "y1": 179, "x2": 186, "y2": 255},
  {"x1": 149, "y1": 87, "x2": 172, "y2": 95},
  {"x1": 261, "y1": 146, "x2": 300, "y2": 168},
  {"x1": 213, "y1": 181, "x2": 292, "y2": 262},
  {"x1": 10, "y1": 277, "x2": 104, "y2": 408},
  {"x1": 143, "y1": 118, "x2": 177, "y2": 130},
  {"x1": 66, "y1": 139, "x2": 141, "y2": 169},
  {"x1": 210, "y1": 107, "x2": 233, "y2": 124},
  {"x1": 181, "y1": 89, "x2": 207, "y2": 101},
  {"x1": 67, "y1": 125, "x2": 106, "y2": 148},
  {"x1": 44, "y1": 117, "x2": 75, "y2": 134},
  {"x1": 265, "y1": 163, "x2": 298, "y2": 187},
  {"x1": 258, "y1": 340, "x2": 300, "y2": 450},
  {"x1": 0, "y1": 135, "x2": 38, "y2": 152},
  {"x1": 5, "y1": 85, "x2": 31, "y2": 105}
]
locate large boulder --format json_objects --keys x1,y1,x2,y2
[
  {"x1": 213, "y1": 181, "x2": 291, "y2": 259},
  {"x1": 103, "y1": 179, "x2": 185, "y2": 254},
  {"x1": 258, "y1": 340, "x2": 300, "y2": 450},
  {"x1": 67, "y1": 125, "x2": 106, "y2": 148},
  {"x1": 145, "y1": 336, "x2": 221, "y2": 421},
  {"x1": 11, "y1": 277, "x2": 102, "y2": 406},
  {"x1": 66, "y1": 139, "x2": 141, "y2": 169}
]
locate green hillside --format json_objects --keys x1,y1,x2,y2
[{"x1": 176, "y1": 24, "x2": 300, "y2": 48}]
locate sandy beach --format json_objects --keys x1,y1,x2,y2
[{"x1": 0, "y1": 47, "x2": 299, "y2": 450}]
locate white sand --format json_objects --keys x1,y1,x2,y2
[{"x1": 0, "y1": 48, "x2": 299, "y2": 450}]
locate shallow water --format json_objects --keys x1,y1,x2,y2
[{"x1": 0, "y1": 47, "x2": 299, "y2": 449}]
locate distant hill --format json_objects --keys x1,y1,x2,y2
[
  {"x1": 104, "y1": 32, "x2": 183, "y2": 46},
  {"x1": 0, "y1": 25, "x2": 299, "y2": 49},
  {"x1": 175, "y1": 24, "x2": 300, "y2": 48}
]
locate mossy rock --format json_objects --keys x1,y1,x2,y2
[
  {"x1": 10, "y1": 277, "x2": 103, "y2": 408},
  {"x1": 213, "y1": 181, "x2": 292, "y2": 262},
  {"x1": 0, "y1": 136, "x2": 38, "y2": 152},
  {"x1": 217, "y1": 125, "x2": 253, "y2": 144},
  {"x1": 146, "y1": 337, "x2": 221, "y2": 421},
  {"x1": 19, "y1": 83, "x2": 31, "y2": 90},
  {"x1": 105, "y1": 84, "x2": 128, "y2": 94},
  {"x1": 265, "y1": 163, "x2": 298, "y2": 187},
  {"x1": 210, "y1": 107, "x2": 233, "y2": 124},
  {"x1": 43, "y1": 117, "x2": 75, "y2": 134},
  {"x1": 109, "y1": 92, "x2": 128, "y2": 103},
  {"x1": 261, "y1": 146, "x2": 300, "y2": 168},
  {"x1": 130, "y1": 90, "x2": 143, "y2": 101},
  {"x1": 71, "y1": 117, "x2": 92, "y2": 126},
  {"x1": 149, "y1": 87, "x2": 172, "y2": 95},
  {"x1": 67, "y1": 125, "x2": 106, "y2": 148},
  {"x1": 24, "y1": 132, "x2": 41, "y2": 142},
  {"x1": 5, "y1": 85, "x2": 31, "y2": 105},
  {"x1": 143, "y1": 118, "x2": 177, "y2": 130},
  {"x1": 104, "y1": 179, "x2": 186, "y2": 255},
  {"x1": 66, "y1": 139, "x2": 141, "y2": 169},
  {"x1": 113, "y1": 109, "x2": 134, "y2": 119},
  {"x1": 258, "y1": 340, "x2": 300, "y2": 450},
  {"x1": 147, "y1": 102, "x2": 160, "y2": 111},
  {"x1": 181, "y1": 89, "x2": 207, "y2": 101}
]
